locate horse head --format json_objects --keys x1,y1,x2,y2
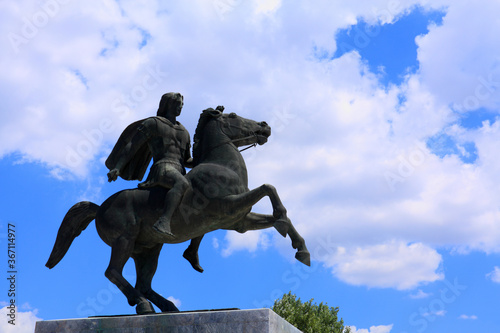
[
  {"x1": 219, "y1": 110, "x2": 271, "y2": 147},
  {"x1": 193, "y1": 108, "x2": 271, "y2": 165}
]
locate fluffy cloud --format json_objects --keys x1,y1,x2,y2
[
  {"x1": 423, "y1": 309, "x2": 446, "y2": 317},
  {"x1": 0, "y1": 0, "x2": 450, "y2": 177},
  {"x1": 327, "y1": 241, "x2": 443, "y2": 290},
  {"x1": 0, "y1": 305, "x2": 41, "y2": 333},
  {"x1": 416, "y1": 0, "x2": 500, "y2": 111},
  {"x1": 409, "y1": 289, "x2": 432, "y2": 299},
  {"x1": 238, "y1": 1, "x2": 500, "y2": 290},
  {"x1": 167, "y1": 296, "x2": 182, "y2": 309},
  {"x1": 458, "y1": 314, "x2": 478, "y2": 320},
  {"x1": 221, "y1": 230, "x2": 270, "y2": 257},
  {"x1": 486, "y1": 266, "x2": 500, "y2": 283},
  {"x1": 349, "y1": 324, "x2": 394, "y2": 333}
]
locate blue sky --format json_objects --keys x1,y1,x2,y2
[{"x1": 2, "y1": 1, "x2": 500, "y2": 332}]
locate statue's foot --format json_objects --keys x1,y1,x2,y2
[
  {"x1": 136, "y1": 300, "x2": 155, "y2": 315},
  {"x1": 183, "y1": 248, "x2": 204, "y2": 273},
  {"x1": 153, "y1": 217, "x2": 175, "y2": 237}
]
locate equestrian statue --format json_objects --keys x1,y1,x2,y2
[{"x1": 46, "y1": 92, "x2": 310, "y2": 315}]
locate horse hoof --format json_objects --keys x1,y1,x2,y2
[
  {"x1": 161, "y1": 300, "x2": 180, "y2": 313},
  {"x1": 274, "y1": 219, "x2": 289, "y2": 238},
  {"x1": 295, "y1": 250, "x2": 311, "y2": 266},
  {"x1": 136, "y1": 300, "x2": 155, "y2": 315}
]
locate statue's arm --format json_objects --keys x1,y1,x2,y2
[
  {"x1": 184, "y1": 136, "x2": 194, "y2": 169},
  {"x1": 107, "y1": 168, "x2": 121, "y2": 182}
]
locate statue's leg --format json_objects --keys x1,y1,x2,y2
[
  {"x1": 105, "y1": 235, "x2": 154, "y2": 314},
  {"x1": 154, "y1": 172, "x2": 190, "y2": 237},
  {"x1": 183, "y1": 235, "x2": 204, "y2": 273},
  {"x1": 133, "y1": 244, "x2": 179, "y2": 313}
]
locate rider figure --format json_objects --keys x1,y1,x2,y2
[{"x1": 106, "y1": 92, "x2": 192, "y2": 237}]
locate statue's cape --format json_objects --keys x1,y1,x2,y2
[{"x1": 105, "y1": 118, "x2": 152, "y2": 181}]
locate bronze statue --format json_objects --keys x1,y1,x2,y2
[{"x1": 46, "y1": 98, "x2": 310, "y2": 315}]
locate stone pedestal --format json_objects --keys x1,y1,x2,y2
[{"x1": 35, "y1": 308, "x2": 302, "y2": 333}]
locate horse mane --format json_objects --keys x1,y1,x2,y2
[{"x1": 192, "y1": 108, "x2": 217, "y2": 166}]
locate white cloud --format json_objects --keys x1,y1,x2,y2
[
  {"x1": 324, "y1": 241, "x2": 443, "y2": 290},
  {"x1": 423, "y1": 309, "x2": 446, "y2": 317},
  {"x1": 349, "y1": 324, "x2": 393, "y2": 333},
  {"x1": 0, "y1": 0, "x2": 451, "y2": 177},
  {"x1": 416, "y1": 0, "x2": 500, "y2": 111},
  {"x1": 254, "y1": 0, "x2": 281, "y2": 15},
  {"x1": 0, "y1": 306, "x2": 41, "y2": 333},
  {"x1": 486, "y1": 266, "x2": 500, "y2": 283},
  {"x1": 221, "y1": 230, "x2": 270, "y2": 257},
  {"x1": 167, "y1": 296, "x2": 181, "y2": 309},
  {"x1": 458, "y1": 314, "x2": 478, "y2": 320},
  {"x1": 212, "y1": 237, "x2": 220, "y2": 249},
  {"x1": 409, "y1": 289, "x2": 432, "y2": 299}
]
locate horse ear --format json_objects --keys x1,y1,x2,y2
[{"x1": 203, "y1": 108, "x2": 222, "y2": 118}]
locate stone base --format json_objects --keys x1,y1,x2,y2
[{"x1": 35, "y1": 308, "x2": 302, "y2": 333}]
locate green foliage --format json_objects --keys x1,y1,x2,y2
[{"x1": 271, "y1": 292, "x2": 351, "y2": 333}]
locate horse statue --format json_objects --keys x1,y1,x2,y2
[{"x1": 46, "y1": 108, "x2": 310, "y2": 315}]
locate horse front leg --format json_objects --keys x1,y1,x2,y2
[
  {"x1": 233, "y1": 212, "x2": 310, "y2": 266},
  {"x1": 285, "y1": 222, "x2": 310, "y2": 266},
  {"x1": 231, "y1": 212, "x2": 276, "y2": 233},
  {"x1": 224, "y1": 184, "x2": 289, "y2": 235}
]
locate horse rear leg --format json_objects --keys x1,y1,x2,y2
[
  {"x1": 133, "y1": 244, "x2": 179, "y2": 313},
  {"x1": 105, "y1": 235, "x2": 154, "y2": 314}
]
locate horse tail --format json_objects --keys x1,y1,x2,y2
[{"x1": 45, "y1": 201, "x2": 99, "y2": 269}]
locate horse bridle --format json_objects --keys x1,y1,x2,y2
[
  {"x1": 199, "y1": 118, "x2": 259, "y2": 156},
  {"x1": 219, "y1": 117, "x2": 260, "y2": 152},
  {"x1": 228, "y1": 134, "x2": 258, "y2": 152}
]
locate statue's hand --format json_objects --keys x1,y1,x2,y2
[
  {"x1": 107, "y1": 169, "x2": 120, "y2": 182},
  {"x1": 185, "y1": 157, "x2": 194, "y2": 169}
]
